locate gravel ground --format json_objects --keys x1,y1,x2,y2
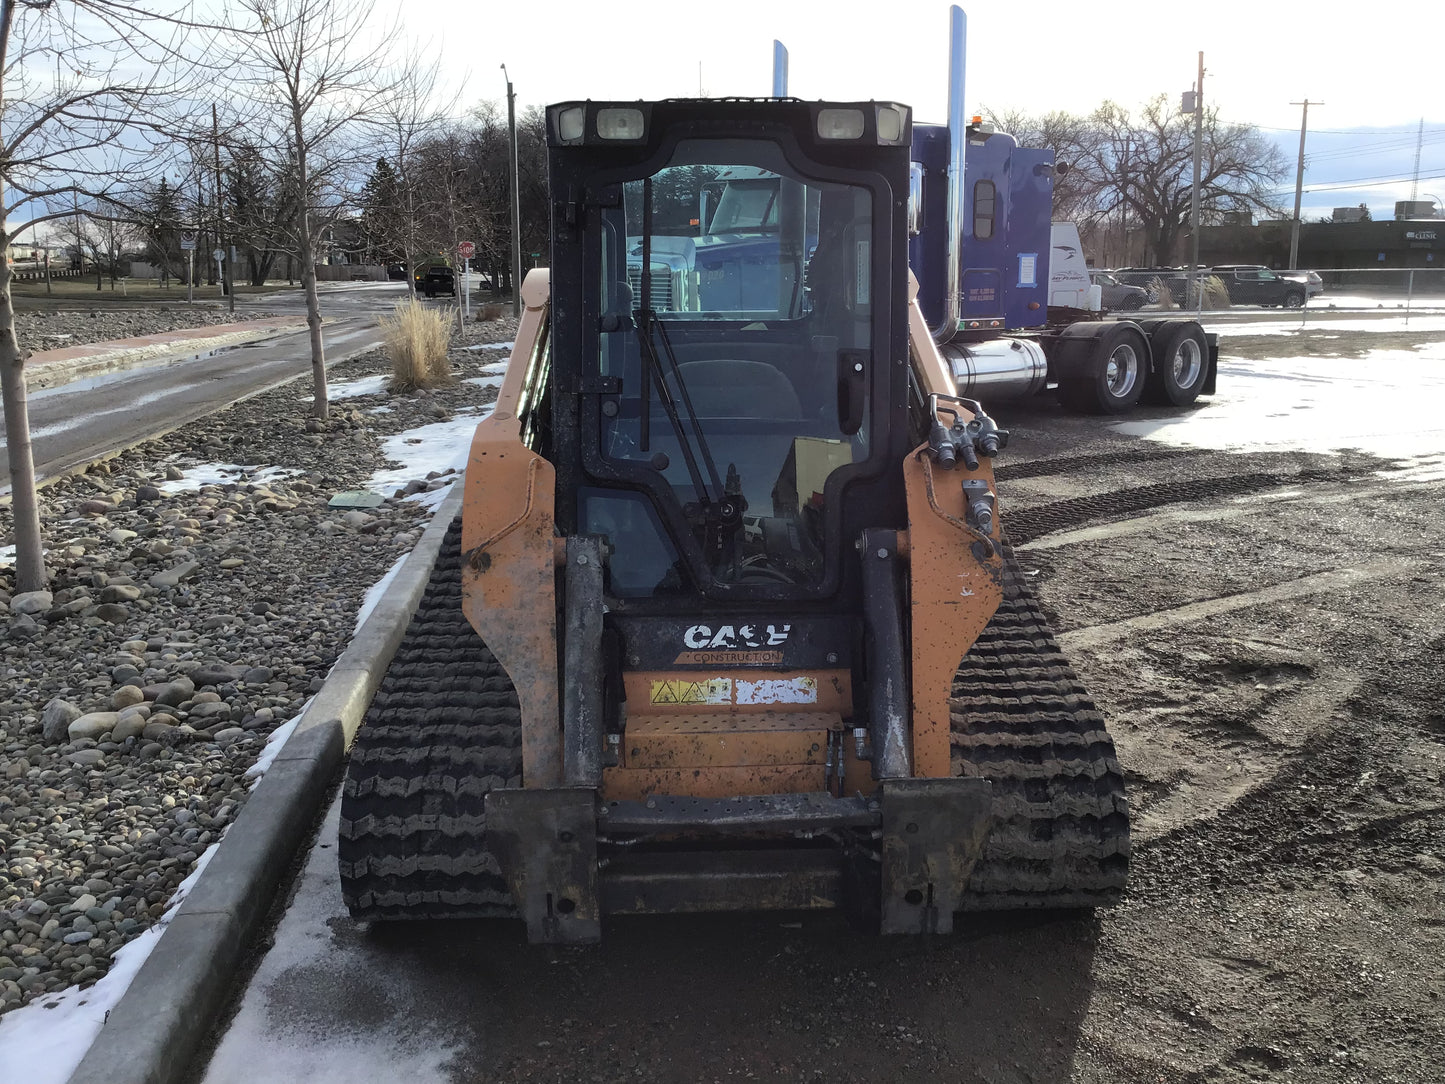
[
  {"x1": 0, "y1": 313, "x2": 515, "y2": 1013},
  {"x1": 15, "y1": 308, "x2": 282, "y2": 355}
]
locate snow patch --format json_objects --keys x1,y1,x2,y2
[
  {"x1": 0, "y1": 544, "x2": 14, "y2": 568},
  {"x1": 318, "y1": 374, "x2": 391, "y2": 401},
  {"x1": 463, "y1": 340, "x2": 514, "y2": 352},
  {"x1": 366, "y1": 408, "x2": 492, "y2": 500},
  {"x1": 245, "y1": 716, "x2": 301, "y2": 787},
  {"x1": 353, "y1": 554, "x2": 408, "y2": 632},
  {"x1": 158, "y1": 463, "x2": 300, "y2": 495},
  {"x1": 465, "y1": 375, "x2": 505, "y2": 389},
  {"x1": 1110, "y1": 344, "x2": 1445, "y2": 457}
]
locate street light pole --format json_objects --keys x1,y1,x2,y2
[
  {"x1": 1288, "y1": 99, "x2": 1321, "y2": 270},
  {"x1": 502, "y1": 64, "x2": 523, "y2": 319}
]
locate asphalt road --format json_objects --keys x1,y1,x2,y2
[
  {"x1": 0, "y1": 283, "x2": 409, "y2": 495},
  {"x1": 186, "y1": 305, "x2": 1445, "y2": 1084}
]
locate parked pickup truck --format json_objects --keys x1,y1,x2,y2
[{"x1": 413, "y1": 257, "x2": 455, "y2": 299}]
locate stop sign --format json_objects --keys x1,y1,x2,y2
[{"x1": 457, "y1": 241, "x2": 475, "y2": 259}]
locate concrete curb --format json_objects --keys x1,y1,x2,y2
[{"x1": 65, "y1": 484, "x2": 466, "y2": 1084}]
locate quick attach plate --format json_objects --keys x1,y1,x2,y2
[
  {"x1": 880, "y1": 777, "x2": 994, "y2": 934},
  {"x1": 485, "y1": 788, "x2": 600, "y2": 944}
]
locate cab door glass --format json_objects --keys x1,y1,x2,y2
[{"x1": 591, "y1": 138, "x2": 877, "y2": 592}]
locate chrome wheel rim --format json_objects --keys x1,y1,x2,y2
[
  {"x1": 1105, "y1": 344, "x2": 1139, "y2": 398},
  {"x1": 1171, "y1": 338, "x2": 1202, "y2": 389}
]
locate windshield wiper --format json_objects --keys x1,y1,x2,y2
[{"x1": 634, "y1": 177, "x2": 726, "y2": 511}]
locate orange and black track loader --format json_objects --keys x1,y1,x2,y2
[{"x1": 338, "y1": 98, "x2": 1128, "y2": 943}]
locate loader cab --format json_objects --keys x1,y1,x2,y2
[{"x1": 545, "y1": 99, "x2": 914, "y2": 607}]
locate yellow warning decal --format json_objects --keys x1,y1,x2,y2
[{"x1": 650, "y1": 678, "x2": 732, "y2": 705}]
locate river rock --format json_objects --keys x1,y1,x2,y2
[
  {"x1": 187, "y1": 701, "x2": 232, "y2": 722},
  {"x1": 153, "y1": 677, "x2": 195, "y2": 707},
  {"x1": 7, "y1": 614, "x2": 40, "y2": 641},
  {"x1": 68, "y1": 712, "x2": 118, "y2": 740},
  {"x1": 11, "y1": 590, "x2": 53, "y2": 616},
  {"x1": 95, "y1": 603, "x2": 130, "y2": 624},
  {"x1": 100, "y1": 584, "x2": 142, "y2": 604},
  {"x1": 111, "y1": 685, "x2": 146, "y2": 710},
  {"x1": 149, "y1": 561, "x2": 199, "y2": 588},
  {"x1": 41, "y1": 699, "x2": 83, "y2": 743},
  {"x1": 141, "y1": 720, "x2": 178, "y2": 742},
  {"x1": 190, "y1": 664, "x2": 242, "y2": 687},
  {"x1": 112, "y1": 714, "x2": 149, "y2": 741},
  {"x1": 67, "y1": 749, "x2": 106, "y2": 768}
]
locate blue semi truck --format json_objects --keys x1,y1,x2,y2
[{"x1": 629, "y1": 5, "x2": 1215, "y2": 416}]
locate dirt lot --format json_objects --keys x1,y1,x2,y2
[{"x1": 190, "y1": 319, "x2": 1445, "y2": 1084}]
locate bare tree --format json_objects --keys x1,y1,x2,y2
[
  {"x1": 232, "y1": 0, "x2": 397, "y2": 421},
  {"x1": 366, "y1": 47, "x2": 449, "y2": 301},
  {"x1": 0, "y1": 0, "x2": 208, "y2": 592},
  {"x1": 1087, "y1": 96, "x2": 1288, "y2": 265}
]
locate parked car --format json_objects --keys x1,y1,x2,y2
[
  {"x1": 385, "y1": 263, "x2": 406, "y2": 281},
  {"x1": 1209, "y1": 265, "x2": 1309, "y2": 308},
  {"x1": 1089, "y1": 270, "x2": 1150, "y2": 310},
  {"x1": 1305, "y1": 270, "x2": 1324, "y2": 297}
]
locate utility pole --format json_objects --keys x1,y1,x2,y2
[
  {"x1": 1119, "y1": 136, "x2": 1129, "y2": 267},
  {"x1": 212, "y1": 104, "x2": 234, "y2": 313},
  {"x1": 1288, "y1": 99, "x2": 1321, "y2": 271},
  {"x1": 1190, "y1": 51, "x2": 1203, "y2": 312},
  {"x1": 502, "y1": 64, "x2": 523, "y2": 319}
]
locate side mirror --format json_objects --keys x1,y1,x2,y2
[{"x1": 908, "y1": 163, "x2": 924, "y2": 238}]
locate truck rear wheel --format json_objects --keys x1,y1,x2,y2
[
  {"x1": 1059, "y1": 325, "x2": 1148, "y2": 415},
  {"x1": 1143, "y1": 321, "x2": 1209, "y2": 406}
]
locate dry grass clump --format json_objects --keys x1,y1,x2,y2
[
  {"x1": 1143, "y1": 274, "x2": 1231, "y2": 311},
  {"x1": 1200, "y1": 274, "x2": 1231, "y2": 309},
  {"x1": 381, "y1": 299, "x2": 454, "y2": 390}
]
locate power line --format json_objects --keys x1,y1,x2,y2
[
  {"x1": 1268, "y1": 172, "x2": 1445, "y2": 194},
  {"x1": 1242, "y1": 122, "x2": 1445, "y2": 135}
]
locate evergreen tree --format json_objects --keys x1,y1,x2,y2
[
  {"x1": 359, "y1": 158, "x2": 403, "y2": 263},
  {"x1": 142, "y1": 178, "x2": 184, "y2": 282}
]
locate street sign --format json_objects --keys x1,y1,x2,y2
[
  {"x1": 179, "y1": 232, "x2": 197, "y2": 251},
  {"x1": 457, "y1": 240, "x2": 475, "y2": 259},
  {"x1": 212, "y1": 248, "x2": 225, "y2": 263}
]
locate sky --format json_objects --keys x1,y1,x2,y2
[{"x1": 392, "y1": 0, "x2": 1443, "y2": 222}]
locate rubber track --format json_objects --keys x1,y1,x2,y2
[
  {"x1": 1003, "y1": 464, "x2": 1360, "y2": 546},
  {"x1": 950, "y1": 543, "x2": 1130, "y2": 908},
  {"x1": 338, "y1": 519, "x2": 1130, "y2": 919},
  {"x1": 338, "y1": 517, "x2": 522, "y2": 920}
]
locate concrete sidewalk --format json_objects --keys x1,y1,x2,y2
[{"x1": 25, "y1": 316, "x2": 310, "y2": 391}]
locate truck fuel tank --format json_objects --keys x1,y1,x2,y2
[{"x1": 939, "y1": 337, "x2": 1048, "y2": 400}]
